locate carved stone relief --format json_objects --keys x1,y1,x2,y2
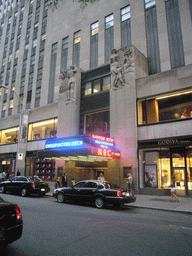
[
  {"x1": 59, "y1": 65, "x2": 78, "y2": 102},
  {"x1": 110, "y1": 48, "x2": 135, "y2": 90}
]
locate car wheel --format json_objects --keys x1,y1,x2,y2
[
  {"x1": 21, "y1": 188, "x2": 27, "y2": 197},
  {"x1": 95, "y1": 197, "x2": 105, "y2": 209},
  {"x1": 57, "y1": 193, "x2": 65, "y2": 203},
  {"x1": 0, "y1": 186, "x2": 5, "y2": 193}
]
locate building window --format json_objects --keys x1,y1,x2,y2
[
  {"x1": 137, "y1": 89, "x2": 192, "y2": 125},
  {"x1": 61, "y1": 37, "x2": 68, "y2": 71},
  {"x1": 28, "y1": 118, "x2": 58, "y2": 140},
  {"x1": 0, "y1": 127, "x2": 19, "y2": 144},
  {"x1": 84, "y1": 75, "x2": 111, "y2": 96},
  {"x1": 85, "y1": 82, "x2": 92, "y2": 96},
  {"x1": 73, "y1": 31, "x2": 80, "y2": 67},
  {"x1": 84, "y1": 110, "x2": 110, "y2": 137},
  {"x1": 90, "y1": 21, "x2": 98, "y2": 68},
  {"x1": 165, "y1": 0, "x2": 185, "y2": 69},
  {"x1": 121, "y1": 6, "x2": 131, "y2": 48},
  {"x1": 105, "y1": 14, "x2": 114, "y2": 63},
  {"x1": 48, "y1": 43, "x2": 58, "y2": 104},
  {"x1": 145, "y1": 0, "x2": 161, "y2": 74},
  {"x1": 93, "y1": 79, "x2": 101, "y2": 94},
  {"x1": 190, "y1": 0, "x2": 192, "y2": 22}
]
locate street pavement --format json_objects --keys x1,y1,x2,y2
[{"x1": 47, "y1": 182, "x2": 192, "y2": 214}]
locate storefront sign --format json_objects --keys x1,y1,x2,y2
[{"x1": 138, "y1": 136, "x2": 192, "y2": 148}]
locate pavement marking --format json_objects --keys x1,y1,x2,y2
[{"x1": 169, "y1": 224, "x2": 192, "y2": 231}]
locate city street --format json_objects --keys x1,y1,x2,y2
[{"x1": 1, "y1": 193, "x2": 192, "y2": 256}]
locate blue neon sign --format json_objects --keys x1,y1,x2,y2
[{"x1": 45, "y1": 140, "x2": 83, "y2": 149}]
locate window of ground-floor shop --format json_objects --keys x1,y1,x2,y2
[{"x1": 138, "y1": 147, "x2": 192, "y2": 194}]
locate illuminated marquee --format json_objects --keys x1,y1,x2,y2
[{"x1": 45, "y1": 140, "x2": 83, "y2": 149}]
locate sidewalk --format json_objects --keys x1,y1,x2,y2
[{"x1": 47, "y1": 183, "x2": 192, "y2": 214}]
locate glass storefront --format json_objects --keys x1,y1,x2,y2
[{"x1": 139, "y1": 142, "x2": 192, "y2": 196}]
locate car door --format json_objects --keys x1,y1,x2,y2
[
  {"x1": 67, "y1": 181, "x2": 86, "y2": 201},
  {"x1": 81, "y1": 182, "x2": 98, "y2": 203},
  {"x1": 17, "y1": 177, "x2": 28, "y2": 192},
  {"x1": 6, "y1": 177, "x2": 19, "y2": 193}
]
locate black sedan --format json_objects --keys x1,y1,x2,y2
[
  {"x1": 0, "y1": 196, "x2": 23, "y2": 249},
  {"x1": 0, "y1": 176, "x2": 50, "y2": 197},
  {"x1": 53, "y1": 180, "x2": 136, "y2": 208}
]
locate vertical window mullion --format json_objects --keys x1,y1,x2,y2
[{"x1": 165, "y1": 0, "x2": 185, "y2": 69}]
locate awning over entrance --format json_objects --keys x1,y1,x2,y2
[{"x1": 37, "y1": 134, "x2": 121, "y2": 162}]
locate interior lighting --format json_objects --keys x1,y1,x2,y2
[
  {"x1": 156, "y1": 90, "x2": 192, "y2": 100},
  {"x1": 32, "y1": 119, "x2": 58, "y2": 127},
  {"x1": 3, "y1": 127, "x2": 19, "y2": 133}
]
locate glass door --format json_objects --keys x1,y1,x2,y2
[
  {"x1": 171, "y1": 148, "x2": 186, "y2": 196},
  {"x1": 186, "y1": 148, "x2": 192, "y2": 196}
]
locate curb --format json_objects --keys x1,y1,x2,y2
[{"x1": 127, "y1": 205, "x2": 192, "y2": 215}]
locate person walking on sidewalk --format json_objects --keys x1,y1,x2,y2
[
  {"x1": 127, "y1": 173, "x2": 133, "y2": 192},
  {"x1": 170, "y1": 176, "x2": 179, "y2": 202}
]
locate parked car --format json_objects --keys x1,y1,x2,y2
[
  {"x1": 0, "y1": 176, "x2": 50, "y2": 197},
  {"x1": 0, "y1": 196, "x2": 23, "y2": 249},
  {"x1": 53, "y1": 180, "x2": 136, "y2": 209}
]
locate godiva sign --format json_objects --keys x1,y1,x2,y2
[
  {"x1": 138, "y1": 136, "x2": 192, "y2": 148},
  {"x1": 158, "y1": 139, "x2": 191, "y2": 145}
]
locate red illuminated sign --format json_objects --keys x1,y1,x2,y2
[
  {"x1": 92, "y1": 134, "x2": 114, "y2": 143},
  {"x1": 96, "y1": 148, "x2": 120, "y2": 159}
]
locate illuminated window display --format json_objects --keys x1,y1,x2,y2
[
  {"x1": 138, "y1": 89, "x2": 192, "y2": 125},
  {"x1": 0, "y1": 127, "x2": 19, "y2": 144},
  {"x1": 28, "y1": 118, "x2": 58, "y2": 140}
]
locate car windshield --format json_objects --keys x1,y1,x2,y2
[
  {"x1": 103, "y1": 182, "x2": 120, "y2": 189},
  {"x1": 29, "y1": 176, "x2": 44, "y2": 183}
]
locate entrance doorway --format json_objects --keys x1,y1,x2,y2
[
  {"x1": 170, "y1": 147, "x2": 186, "y2": 196},
  {"x1": 75, "y1": 167, "x2": 107, "y2": 182}
]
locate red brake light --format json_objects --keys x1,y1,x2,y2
[
  {"x1": 15, "y1": 204, "x2": 22, "y2": 221},
  {"x1": 31, "y1": 182, "x2": 35, "y2": 188},
  {"x1": 117, "y1": 190, "x2": 122, "y2": 197},
  {"x1": 132, "y1": 190, "x2": 134, "y2": 196}
]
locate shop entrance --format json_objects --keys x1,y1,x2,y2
[{"x1": 170, "y1": 147, "x2": 187, "y2": 196}]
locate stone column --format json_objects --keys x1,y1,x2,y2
[
  {"x1": 110, "y1": 45, "x2": 148, "y2": 191},
  {"x1": 16, "y1": 112, "x2": 29, "y2": 176}
]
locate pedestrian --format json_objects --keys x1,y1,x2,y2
[
  {"x1": 98, "y1": 173, "x2": 105, "y2": 181},
  {"x1": 127, "y1": 173, "x2": 133, "y2": 192},
  {"x1": 17, "y1": 170, "x2": 21, "y2": 176},
  {"x1": 55, "y1": 175, "x2": 61, "y2": 188},
  {"x1": 170, "y1": 176, "x2": 179, "y2": 202},
  {"x1": 6, "y1": 171, "x2": 9, "y2": 180},
  {"x1": 71, "y1": 178, "x2": 75, "y2": 186},
  {"x1": 2, "y1": 171, "x2": 6, "y2": 181},
  {"x1": 62, "y1": 173, "x2": 67, "y2": 187}
]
